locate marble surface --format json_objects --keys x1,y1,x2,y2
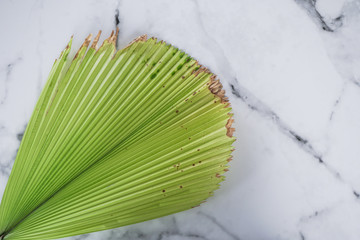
[{"x1": 1, "y1": 0, "x2": 360, "y2": 239}]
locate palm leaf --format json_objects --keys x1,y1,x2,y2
[{"x1": 0, "y1": 30, "x2": 235, "y2": 240}]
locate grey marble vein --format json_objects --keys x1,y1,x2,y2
[
  {"x1": 329, "y1": 83, "x2": 346, "y2": 121},
  {"x1": 295, "y1": 0, "x2": 344, "y2": 32},
  {"x1": 231, "y1": 81, "x2": 360, "y2": 199},
  {"x1": 0, "y1": 57, "x2": 22, "y2": 105},
  {"x1": 198, "y1": 212, "x2": 241, "y2": 240}
]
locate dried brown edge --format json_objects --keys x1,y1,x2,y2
[{"x1": 207, "y1": 73, "x2": 235, "y2": 138}]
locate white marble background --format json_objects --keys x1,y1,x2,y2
[{"x1": 1, "y1": 0, "x2": 360, "y2": 239}]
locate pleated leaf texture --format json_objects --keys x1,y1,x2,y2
[{"x1": 0, "y1": 30, "x2": 235, "y2": 240}]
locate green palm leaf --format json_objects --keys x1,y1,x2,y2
[{"x1": 0, "y1": 30, "x2": 235, "y2": 240}]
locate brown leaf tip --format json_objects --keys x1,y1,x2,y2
[
  {"x1": 107, "y1": 28, "x2": 120, "y2": 45},
  {"x1": 91, "y1": 30, "x2": 102, "y2": 49},
  {"x1": 226, "y1": 117, "x2": 235, "y2": 138},
  {"x1": 74, "y1": 34, "x2": 93, "y2": 59},
  {"x1": 124, "y1": 34, "x2": 148, "y2": 49},
  {"x1": 192, "y1": 65, "x2": 211, "y2": 77},
  {"x1": 136, "y1": 34, "x2": 148, "y2": 42}
]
